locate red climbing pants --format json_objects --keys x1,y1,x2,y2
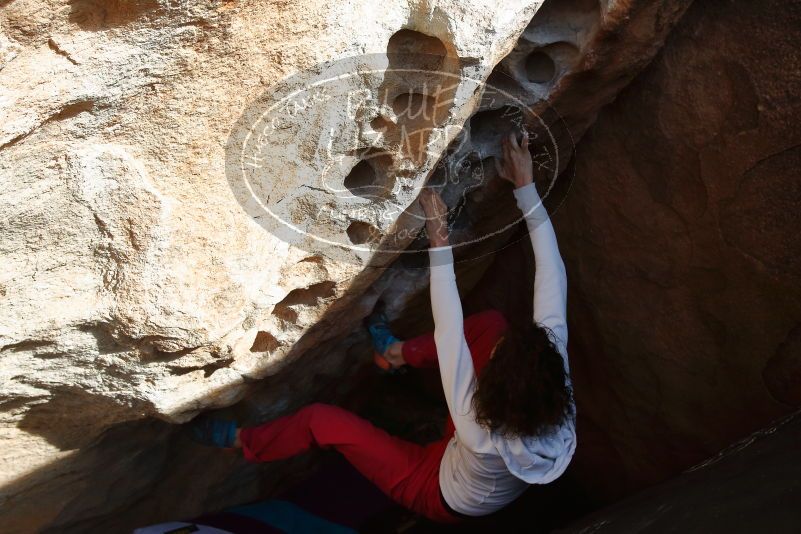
[{"x1": 239, "y1": 309, "x2": 509, "y2": 524}]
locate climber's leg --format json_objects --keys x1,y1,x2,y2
[
  {"x1": 238, "y1": 402, "x2": 461, "y2": 523},
  {"x1": 401, "y1": 309, "x2": 509, "y2": 373}
]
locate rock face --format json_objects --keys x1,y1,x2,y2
[
  {"x1": 554, "y1": 0, "x2": 801, "y2": 503},
  {"x1": 1, "y1": 0, "x2": 540, "y2": 493},
  {"x1": 558, "y1": 410, "x2": 801, "y2": 533},
  {"x1": 0, "y1": 0, "x2": 706, "y2": 531}
]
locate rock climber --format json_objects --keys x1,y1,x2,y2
[{"x1": 191, "y1": 129, "x2": 577, "y2": 524}]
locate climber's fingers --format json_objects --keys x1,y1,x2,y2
[
  {"x1": 431, "y1": 189, "x2": 448, "y2": 217},
  {"x1": 520, "y1": 129, "x2": 529, "y2": 150},
  {"x1": 420, "y1": 188, "x2": 446, "y2": 219},
  {"x1": 502, "y1": 134, "x2": 511, "y2": 163},
  {"x1": 493, "y1": 156, "x2": 506, "y2": 180},
  {"x1": 498, "y1": 140, "x2": 513, "y2": 183},
  {"x1": 508, "y1": 131, "x2": 519, "y2": 150},
  {"x1": 419, "y1": 188, "x2": 433, "y2": 212}
]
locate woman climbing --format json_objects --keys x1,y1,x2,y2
[{"x1": 191, "y1": 130, "x2": 577, "y2": 524}]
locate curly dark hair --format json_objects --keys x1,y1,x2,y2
[{"x1": 471, "y1": 321, "x2": 575, "y2": 439}]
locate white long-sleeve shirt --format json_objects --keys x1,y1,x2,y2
[{"x1": 431, "y1": 183, "x2": 577, "y2": 517}]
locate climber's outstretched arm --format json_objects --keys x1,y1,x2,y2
[
  {"x1": 419, "y1": 189, "x2": 491, "y2": 452},
  {"x1": 496, "y1": 131, "x2": 568, "y2": 358}
]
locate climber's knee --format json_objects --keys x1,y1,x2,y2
[
  {"x1": 303, "y1": 402, "x2": 351, "y2": 430},
  {"x1": 302, "y1": 402, "x2": 364, "y2": 447}
]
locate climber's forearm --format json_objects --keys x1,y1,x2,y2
[
  {"x1": 420, "y1": 187, "x2": 488, "y2": 448},
  {"x1": 514, "y1": 183, "x2": 568, "y2": 352},
  {"x1": 419, "y1": 187, "x2": 449, "y2": 248},
  {"x1": 497, "y1": 130, "x2": 569, "y2": 353},
  {"x1": 429, "y1": 247, "x2": 490, "y2": 451},
  {"x1": 426, "y1": 219, "x2": 449, "y2": 248}
]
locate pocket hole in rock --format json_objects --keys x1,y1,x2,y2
[
  {"x1": 343, "y1": 155, "x2": 395, "y2": 200},
  {"x1": 272, "y1": 281, "x2": 337, "y2": 323},
  {"x1": 523, "y1": 42, "x2": 580, "y2": 86},
  {"x1": 521, "y1": 0, "x2": 601, "y2": 46},
  {"x1": 344, "y1": 160, "x2": 376, "y2": 196},
  {"x1": 526, "y1": 51, "x2": 556, "y2": 83},
  {"x1": 389, "y1": 92, "x2": 444, "y2": 165},
  {"x1": 392, "y1": 92, "x2": 445, "y2": 126},
  {"x1": 347, "y1": 221, "x2": 381, "y2": 245},
  {"x1": 469, "y1": 106, "x2": 526, "y2": 147},
  {"x1": 250, "y1": 331, "x2": 280, "y2": 353},
  {"x1": 370, "y1": 116, "x2": 393, "y2": 132},
  {"x1": 387, "y1": 29, "x2": 448, "y2": 70},
  {"x1": 298, "y1": 255, "x2": 325, "y2": 265}
]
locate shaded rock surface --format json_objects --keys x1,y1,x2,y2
[
  {"x1": 385, "y1": 0, "x2": 801, "y2": 529},
  {"x1": 557, "y1": 410, "x2": 801, "y2": 533},
  {"x1": 555, "y1": 0, "x2": 801, "y2": 504}
]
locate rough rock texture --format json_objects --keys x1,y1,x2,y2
[
  {"x1": 0, "y1": 0, "x2": 706, "y2": 531},
  {"x1": 0, "y1": 0, "x2": 542, "y2": 496},
  {"x1": 555, "y1": 0, "x2": 801, "y2": 504},
  {"x1": 558, "y1": 410, "x2": 801, "y2": 533}
]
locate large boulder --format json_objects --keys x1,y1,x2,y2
[
  {"x1": 0, "y1": 0, "x2": 540, "y2": 491},
  {"x1": 0, "y1": 0, "x2": 696, "y2": 530}
]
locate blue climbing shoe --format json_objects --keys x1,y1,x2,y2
[
  {"x1": 365, "y1": 307, "x2": 400, "y2": 360},
  {"x1": 189, "y1": 415, "x2": 237, "y2": 448}
]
